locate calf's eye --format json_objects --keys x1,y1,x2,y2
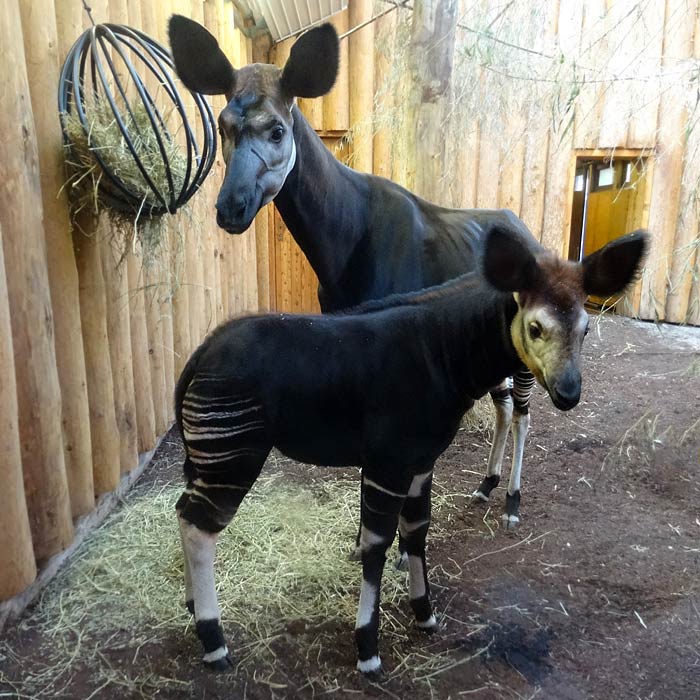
[
  {"x1": 270, "y1": 126, "x2": 284, "y2": 143},
  {"x1": 529, "y1": 322, "x2": 542, "y2": 340}
]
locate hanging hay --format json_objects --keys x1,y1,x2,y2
[{"x1": 61, "y1": 99, "x2": 188, "y2": 264}]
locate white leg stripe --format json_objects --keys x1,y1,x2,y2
[
  {"x1": 408, "y1": 554, "x2": 426, "y2": 600},
  {"x1": 356, "y1": 579, "x2": 377, "y2": 629},
  {"x1": 407, "y1": 471, "x2": 432, "y2": 498},
  {"x1": 399, "y1": 517, "x2": 430, "y2": 536},
  {"x1": 363, "y1": 477, "x2": 404, "y2": 499},
  {"x1": 193, "y1": 479, "x2": 246, "y2": 490},
  {"x1": 181, "y1": 406, "x2": 261, "y2": 421},
  {"x1": 357, "y1": 655, "x2": 382, "y2": 673},
  {"x1": 203, "y1": 646, "x2": 229, "y2": 663}
]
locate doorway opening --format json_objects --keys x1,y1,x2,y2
[{"x1": 568, "y1": 151, "x2": 651, "y2": 307}]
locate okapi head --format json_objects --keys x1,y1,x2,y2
[
  {"x1": 484, "y1": 229, "x2": 648, "y2": 411},
  {"x1": 168, "y1": 15, "x2": 339, "y2": 233}
]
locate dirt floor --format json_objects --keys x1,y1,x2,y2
[{"x1": 1, "y1": 313, "x2": 699, "y2": 700}]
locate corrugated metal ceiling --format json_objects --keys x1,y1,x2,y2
[{"x1": 237, "y1": 0, "x2": 347, "y2": 42}]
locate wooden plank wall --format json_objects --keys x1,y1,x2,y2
[
  {"x1": 270, "y1": 0, "x2": 699, "y2": 325},
  {"x1": 0, "y1": 0, "x2": 256, "y2": 602}
]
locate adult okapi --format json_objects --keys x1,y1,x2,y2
[
  {"x1": 168, "y1": 16, "x2": 546, "y2": 530},
  {"x1": 175, "y1": 226, "x2": 647, "y2": 675}
]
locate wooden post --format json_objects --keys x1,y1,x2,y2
[
  {"x1": 372, "y1": 10, "x2": 394, "y2": 179},
  {"x1": 19, "y1": 0, "x2": 94, "y2": 518},
  {"x1": 664, "y1": 1, "x2": 700, "y2": 324},
  {"x1": 100, "y1": 243, "x2": 139, "y2": 474},
  {"x1": 0, "y1": 222, "x2": 37, "y2": 600},
  {"x1": 0, "y1": 0, "x2": 73, "y2": 560},
  {"x1": 323, "y1": 10, "x2": 350, "y2": 133},
  {"x1": 640, "y1": 0, "x2": 693, "y2": 320},
  {"x1": 405, "y1": 0, "x2": 457, "y2": 203},
  {"x1": 348, "y1": 0, "x2": 374, "y2": 174},
  {"x1": 57, "y1": 0, "x2": 122, "y2": 497},
  {"x1": 541, "y1": 0, "x2": 582, "y2": 254},
  {"x1": 140, "y1": 0, "x2": 173, "y2": 431}
]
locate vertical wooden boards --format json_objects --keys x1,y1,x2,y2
[
  {"x1": 626, "y1": 0, "x2": 666, "y2": 150},
  {"x1": 324, "y1": 10, "x2": 350, "y2": 132},
  {"x1": 372, "y1": 10, "x2": 395, "y2": 179},
  {"x1": 596, "y1": 0, "x2": 632, "y2": 149},
  {"x1": 100, "y1": 243, "x2": 139, "y2": 476},
  {"x1": 0, "y1": 222, "x2": 37, "y2": 598},
  {"x1": 640, "y1": 0, "x2": 694, "y2": 320},
  {"x1": 0, "y1": 0, "x2": 73, "y2": 560},
  {"x1": 573, "y1": 0, "x2": 606, "y2": 150},
  {"x1": 348, "y1": 0, "x2": 374, "y2": 173},
  {"x1": 19, "y1": 0, "x2": 94, "y2": 518},
  {"x1": 665, "y1": 3, "x2": 700, "y2": 323},
  {"x1": 541, "y1": 0, "x2": 581, "y2": 254}
]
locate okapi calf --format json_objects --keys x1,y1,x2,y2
[{"x1": 175, "y1": 227, "x2": 646, "y2": 676}]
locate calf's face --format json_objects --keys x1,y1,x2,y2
[
  {"x1": 484, "y1": 228, "x2": 648, "y2": 410},
  {"x1": 168, "y1": 16, "x2": 339, "y2": 234}
]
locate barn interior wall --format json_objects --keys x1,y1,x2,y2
[
  {"x1": 272, "y1": 0, "x2": 700, "y2": 325},
  {"x1": 0, "y1": 0, "x2": 258, "y2": 605}
]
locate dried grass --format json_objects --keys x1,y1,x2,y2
[{"x1": 2, "y1": 472, "x2": 470, "y2": 697}]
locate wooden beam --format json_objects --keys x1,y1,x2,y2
[
  {"x1": 0, "y1": 0, "x2": 74, "y2": 561},
  {"x1": 0, "y1": 221, "x2": 37, "y2": 600}
]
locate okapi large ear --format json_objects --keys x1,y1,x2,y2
[
  {"x1": 280, "y1": 23, "x2": 339, "y2": 98},
  {"x1": 168, "y1": 15, "x2": 236, "y2": 96},
  {"x1": 483, "y1": 226, "x2": 540, "y2": 293},
  {"x1": 581, "y1": 230, "x2": 648, "y2": 297}
]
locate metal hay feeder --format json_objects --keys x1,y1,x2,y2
[{"x1": 58, "y1": 22, "x2": 216, "y2": 217}]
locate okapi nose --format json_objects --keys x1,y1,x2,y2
[{"x1": 551, "y1": 375, "x2": 581, "y2": 411}]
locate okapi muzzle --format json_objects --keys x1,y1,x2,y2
[{"x1": 168, "y1": 15, "x2": 339, "y2": 234}]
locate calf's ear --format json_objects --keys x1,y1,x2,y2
[
  {"x1": 581, "y1": 230, "x2": 648, "y2": 297},
  {"x1": 483, "y1": 226, "x2": 540, "y2": 293},
  {"x1": 169, "y1": 15, "x2": 236, "y2": 96},
  {"x1": 281, "y1": 23, "x2": 339, "y2": 98}
]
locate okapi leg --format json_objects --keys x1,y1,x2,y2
[
  {"x1": 176, "y1": 488, "x2": 194, "y2": 615},
  {"x1": 472, "y1": 379, "x2": 513, "y2": 503},
  {"x1": 355, "y1": 474, "x2": 408, "y2": 676},
  {"x1": 502, "y1": 369, "x2": 535, "y2": 529},
  {"x1": 349, "y1": 475, "x2": 365, "y2": 561},
  {"x1": 398, "y1": 470, "x2": 437, "y2": 631},
  {"x1": 178, "y1": 384, "x2": 271, "y2": 669}
]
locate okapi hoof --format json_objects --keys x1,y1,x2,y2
[
  {"x1": 502, "y1": 490, "x2": 521, "y2": 530},
  {"x1": 394, "y1": 551, "x2": 409, "y2": 571},
  {"x1": 415, "y1": 614, "x2": 439, "y2": 634},
  {"x1": 501, "y1": 513, "x2": 520, "y2": 530},
  {"x1": 357, "y1": 655, "x2": 383, "y2": 679},
  {"x1": 472, "y1": 475, "x2": 500, "y2": 504},
  {"x1": 185, "y1": 599, "x2": 195, "y2": 615},
  {"x1": 203, "y1": 651, "x2": 233, "y2": 672}
]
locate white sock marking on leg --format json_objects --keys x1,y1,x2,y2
[
  {"x1": 180, "y1": 519, "x2": 221, "y2": 621},
  {"x1": 357, "y1": 655, "x2": 382, "y2": 673},
  {"x1": 203, "y1": 646, "x2": 229, "y2": 663}
]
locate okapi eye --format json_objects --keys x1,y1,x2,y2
[
  {"x1": 584, "y1": 323, "x2": 590, "y2": 337},
  {"x1": 270, "y1": 126, "x2": 284, "y2": 143},
  {"x1": 529, "y1": 322, "x2": 543, "y2": 340}
]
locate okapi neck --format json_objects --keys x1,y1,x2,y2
[
  {"x1": 274, "y1": 107, "x2": 369, "y2": 299},
  {"x1": 436, "y1": 290, "x2": 522, "y2": 401}
]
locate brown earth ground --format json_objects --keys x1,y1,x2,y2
[{"x1": 1, "y1": 313, "x2": 699, "y2": 700}]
